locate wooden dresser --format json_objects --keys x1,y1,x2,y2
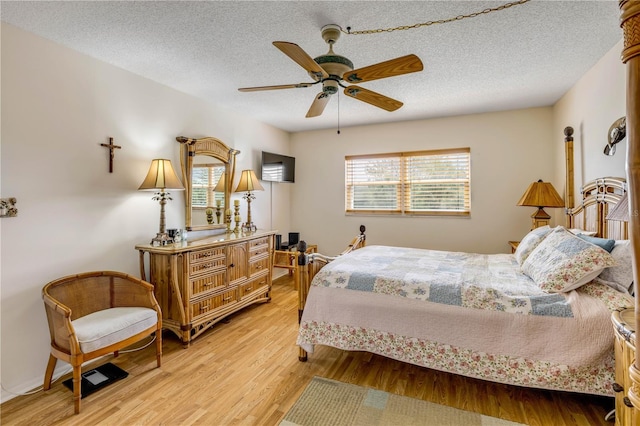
[
  {"x1": 612, "y1": 308, "x2": 638, "y2": 426},
  {"x1": 136, "y1": 230, "x2": 275, "y2": 346}
]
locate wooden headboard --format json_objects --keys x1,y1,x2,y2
[{"x1": 567, "y1": 177, "x2": 628, "y2": 240}]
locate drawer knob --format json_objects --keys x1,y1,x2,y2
[
  {"x1": 624, "y1": 397, "x2": 634, "y2": 408},
  {"x1": 613, "y1": 382, "x2": 624, "y2": 393},
  {"x1": 245, "y1": 287, "x2": 253, "y2": 292},
  {"x1": 229, "y1": 263, "x2": 235, "y2": 268},
  {"x1": 223, "y1": 296, "x2": 233, "y2": 301}
]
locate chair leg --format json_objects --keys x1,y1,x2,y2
[
  {"x1": 155, "y1": 330, "x2": 162, "y2": 368},
  {"x1": 72, "y1": 365, "x2": 81, "y2": 414},
  {"x1": 43, "y1": 354, "x2": 57, "y2": 390}
]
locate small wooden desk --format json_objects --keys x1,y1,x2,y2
[{"x1": 273, "y1": 244, "x2": 317, "y2": 289}]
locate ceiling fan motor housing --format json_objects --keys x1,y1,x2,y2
[{"x1": 311, "y1": 52, "x2": 353, "y2": 85}]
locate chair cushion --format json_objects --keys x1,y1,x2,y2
[{"x1": 72, "y1": 307, "x2": 158, "y2": 353}]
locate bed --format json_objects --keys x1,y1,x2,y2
[{"x1": 294, "y1": 129, "x2": 635, "y2": 397}]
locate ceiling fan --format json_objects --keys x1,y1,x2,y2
[{"x1": 238, "y1": 24, "x2": 424, "y2": 118}]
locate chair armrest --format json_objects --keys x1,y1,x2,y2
[
  {"x1": 113, "y1": 273, "x2": 161, "y2": 314},
  {"x1": 42, "y1": 292, "x2": 80, "y2": 354}
]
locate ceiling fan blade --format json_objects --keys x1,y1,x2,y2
[
  {"x1": 238, "y1": 83, "x2": 313, "y2": 92},
  {"x1": 343, "y1": 54, "x2": 423, "y2": 84},
  {"x1": 306, "y1": 92, "x2": 331, "y2": 118},
  {"x1": 344, "y1": 86, "x2": 403, "y2": 112},
  {"x1": 273, "y1": 41, "x2": 329, "y2": 80}
]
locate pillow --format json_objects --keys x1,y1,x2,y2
[
  {"x1": 521, "y1": 226, "x2": 617, "y2": 293},
  {"x1": 577, "y1": 234, "x2": 616, "y2": 253},
  {"x1": 598, "y1": 240, "x2": 633, "y2": 293},
  {"x1": 514, "y1": 225, "x2": 551, "y2": 265},
  {"x1": 568, "y1": 228, "x2": 597, "y2": 237}
]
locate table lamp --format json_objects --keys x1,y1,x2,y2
[
  {"x1": 517, "y1": 179, "x2": 564, "y2": 229},
  {"x1": 139, "y1": 159, "x2": 184, "y2": 245},
  {"x1": 234, "y1": 169, "x2": 264, "y2": 232}
]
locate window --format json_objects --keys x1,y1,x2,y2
[
  {"x1": 191, "y1": 164, "x2": 225, "y2": 208},
  {"x1": 345, "y1": 148, "x2": 470, "y2": 216}
]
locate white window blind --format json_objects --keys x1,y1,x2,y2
[{"x1": 345, "y1": 148, "x2": 470, "y2": 216}]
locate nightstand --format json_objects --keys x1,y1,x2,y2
[
  {"x1": 612, "y1": 308, "x2": 638, "y2": 426},
  {"x1": 508, "y1": 241, "x2": 519, "y2": 254}
]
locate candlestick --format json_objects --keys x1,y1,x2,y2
[
  {"x1": 234, "y1": 199, "x2": 240, "y2": 206},
  {"x1": 216, "y1": 199, "x2": 221, "y2": 207},
  {"x1": 225, "y1": 209, "x2": 232, "y2": 233}
]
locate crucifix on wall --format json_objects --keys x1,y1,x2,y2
[{"x1": 100, "y1": 137, "x2": 121, "y2": 173}]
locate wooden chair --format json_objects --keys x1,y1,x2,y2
[{"x1": 42, "y1": 271, "x2": 162, "y2": 414}]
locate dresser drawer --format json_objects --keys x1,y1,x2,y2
[
  {"x1": 249, "y1": 243, "x2": 270, "y2": 259},
  {"x1": 191, "y1": 288, "x2": 237, "y2": 320},
  {"x1": 249, "y1": 256, "x2": 270, "y2": 277},
  {"x1": 239, "y1": 275, "x2": 270, "y2": 300},
  {"x1": 189, "y1": 247, "x2": 225, "y2": 264},
  {"x1": 249, "y1": 237, "x2": 270, "y2": 250},
  {"x1": 190, "y1": 270, "x2": 226, "y2": 299},
  {"x1": 188, "y1": 250, "x2": 226, "y2": 276}
]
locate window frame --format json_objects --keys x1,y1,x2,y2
[{"x1": 345, "y1": 148, "x2": 471, "y2": 216}]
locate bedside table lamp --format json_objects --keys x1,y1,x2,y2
[
  {"x1": 234, "y1": 169, "x2": 264, "y2": 232},
  {"x1": 517, "y1": 179, "x2": 564, "y2": 229},
  {"x1": 139, "y1": 159, "x2": 184, "y2": 245}
]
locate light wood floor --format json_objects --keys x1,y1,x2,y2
[{"x1": 1, "y1": 275, "x2": 614, "y2": 425}]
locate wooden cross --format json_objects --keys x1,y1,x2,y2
[{"x1": 100, "y1": 137, "x2": 121, "y2": 173}]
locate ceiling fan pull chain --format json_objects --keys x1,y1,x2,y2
[
  {"x1": 341, "y1": 0, "x2": 529, "y2": 35},
  {"x1": 337, "y1": 91, "x2": 341, "y2": 135}
]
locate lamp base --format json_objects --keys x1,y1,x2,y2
[
  {"x1": 530, "y1": 207, "x2": 551, "y2": 229},
  {"x1": 150, "y1": 232, "x2": 173, "y2": 246},
  {"x1": 242, "y1": 222, "x2": 257, "y2": 234}
]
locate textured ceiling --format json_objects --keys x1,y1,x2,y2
[{"x1": 0, "y1": 1, "x2": 623, "y2": 133}]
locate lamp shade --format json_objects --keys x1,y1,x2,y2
[
  {"x1": 213, "y1": 173, "x2": 226, "y2": 192},
  {"x1": 234, "y1": 169, "x2": 264, "y2": 192},
  {"x1": 138, "y1": 159, "x2": 184, "y2": 191},
  {"x1": 516, "y1": 180, "x2": 564, "y2": 208},
  {"x1": 606, "y1": 193, "x2": 629, "y2": 222}
]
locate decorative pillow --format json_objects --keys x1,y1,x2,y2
[
  {"x1": 568, "y1": 228, "x2": 597, "y2": 237},
  {"x1": 598, "y1": 240, "x2": 633, "y2": 293},
  {"x1": 514, "y1": 225, "x2": 551, "y2": 265},
  {"x1": 521, "y1": 226, "x2": 617, "y2": 293},
  {"x1": 577, "y1": 234, "x2": 616, "y2": 253}
]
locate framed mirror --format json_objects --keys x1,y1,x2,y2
[{"x1": 176, "y1": 136, "x2": 240, "y2": 231}]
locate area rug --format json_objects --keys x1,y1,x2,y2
[{"x1": 280, "y1": 377, "x2": 524, "y2": 426}]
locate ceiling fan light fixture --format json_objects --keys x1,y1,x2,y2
[{"x1": 323, "y1": 79, "x2": 339, "y2": 95}]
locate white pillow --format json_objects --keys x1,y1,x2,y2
[
  {"x1": 521, "y1": 226, "x2": 617, "y2": 293},
  {"x1": 597, "y1": 240, "x2": 633, "y2": 293},
  {"x1": 514, "y1": 225, "x2": 551, "y2": 265}
]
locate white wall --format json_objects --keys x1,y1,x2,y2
[
  {"x1": 290, "y1": 108, "x2": 556, "y2": 255},
  {"x1": 0, "y1": 23, "x2": 291, "y2": 402},
  {"x1": 553, "y1": 39, "x2": 627, "y2": 198}
]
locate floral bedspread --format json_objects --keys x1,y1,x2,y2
[{"x1": 298, "y1": 245, "x2": 634, "y2": 396}]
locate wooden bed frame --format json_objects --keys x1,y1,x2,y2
[{"x1": 296, "y1": 0, "x2": 640, "y2": 412}]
